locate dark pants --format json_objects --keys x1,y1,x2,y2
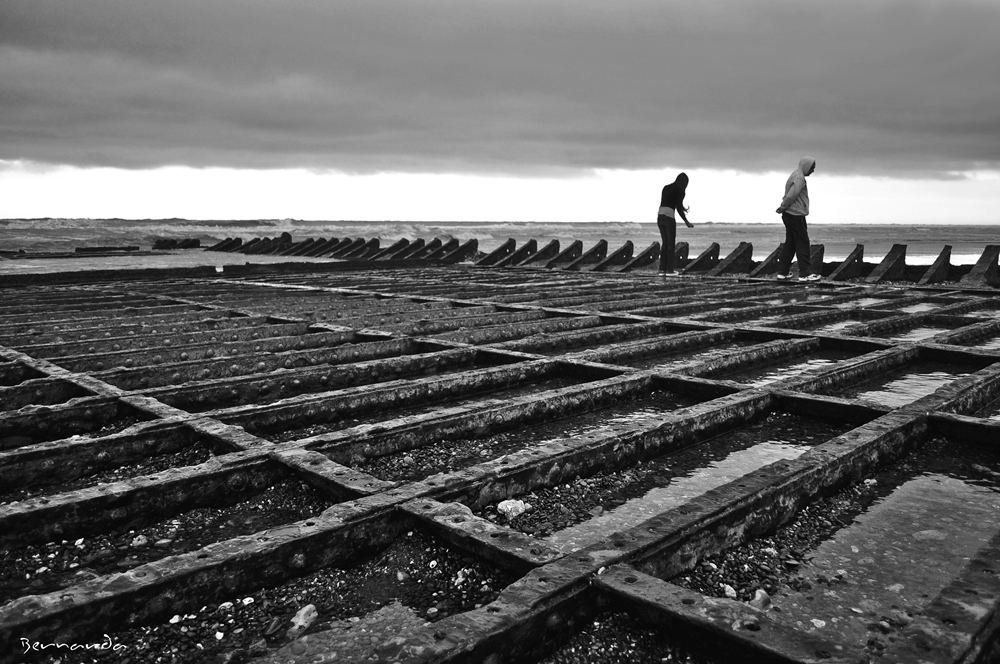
[
  {"x1": 657, "y1": 215, "x2": 676, "y2": 272},
  {"x1": 777, "y1": 213, "x2": 812, "y2": 277}
]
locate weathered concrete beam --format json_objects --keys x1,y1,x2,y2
[
  {"x1": 747, "y1": 244, "x2": 783, "y2": 278},
  {"x1": 328, "y1": 237, "x2": 366, "y2": 258},
  {"x1": 515, "y1": 239, "x2": 560, "y2": 267},
  {"x1": 865, "y1": 243, "x2": 908, "y2": 283},
  {"x1": 619, "y1": 242, "x2": 660, "y2": 272},
  {"x1": 288, "y1": 237, "x2": 326, "y2": 256},
  {"x1": 237, "y1": 237, "x2": 265, "y2": 254},
  {"x1": 278, "y1": 238, "x2": 314, "y2": 256},
  {"x1": 494, "y1": 239, "x2": 537, "y2": 267},
  {"x1": 209, "y1": 358, "x2": 554, "y2": 438},
  {"x1": 917, "y1": 245, "x2": 953, "y2": 285},
  {"x1": 0, "y1": 502, "x2": 411, "y2": 661},
  {"x1": 491, "y1": 319, "x2": 688, "y2": 356},
  {"x1": 402, "y1": 499, "x2": 564, "y2": 575},
  {"x1": 54, "y1": 329, "x2": 359, "y2": 373},
  {"x1": 422, "y1": 238, "x2": 460, "y2": 260},
  {"x1": 0, "y1": 420, "x2": 214, "y2": 491},
  {"x1": 368, "y1": 238, "x2": 410, "y2": 260},
  {"x1": 476, "y1": 238, "x2": 517, "y2": 267},
  {"x1": 433, "y1": 312, "x2": 602, "y2": 345},
  {"x1": 959, "y1": 244, "x2": 1000, "y2": 288},
  {"x1": 596, "y1": 566, "x2": 855, "y2": 664},
  {"x1": 592, "y1": 241, "x2": 634, "y2": 272},
  {"x1": 269, "y1": 447, "x2": 396, "y2": 499},
  {"x1": 342, "y1": 238, "x2": 380, "y2": 259},
  {"x1": 0, "y1": 378, "x2": 93, "y2": 412},
  {"x1": 143, "y1": 346, "x2": 491, "y2": 412},
  {"x1": 0, "y1": 453, "x2": 284, "y2": 549},
  {"x1": 565, "y1": 240, "x2": 609, "y2": 271},
  {"x1": 827, "y1": 243, "x2": 865, "y2": 281},
  {"x1": 399, "y1": 237, "x2": 437, "y2": 259},
  {"x1": 681, "y1": 243, "x2": 720, "y2": 274},
  {"x1": 707, "y1": 242, "x2": 753, "y2": 276},
  {"x1": 544, "y1": 240, "x2": 583, "y2": 269},
  {"x1": 313, "y1": 372, "x2": 653, "y2": 462}
]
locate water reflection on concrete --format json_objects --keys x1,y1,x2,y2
[
  {"x1": 812, "y1": 320, "x2": 862, "y2": 334},
  {"x1": 882, "y1": 326, "x2": 951, "y2": 342},
  {"x1": 722, "y1": 350, "x2": 854, "y2": 387},
  {"x1": 832, "y1": 298, "x2": 892, "y2": 309},
  {"x1": 543, "y1": 413, "x2": 849, "y2": 553},
  {"x1": 837, "y1": 364, "x2": 970, "y2": 407},
  {"x1": 481, "y1": 388, "x2": 700, "y2": 449},
  {"x1": 967, "y1": 334, "x2": 1000, "y2": 351},
  {"x1": 626, "y1": 341, "x2": 755, "y2": 371},
  {"x1": 775, "y1": 474, "x2": 1000, "y2": 653},
  {"x1": 897, "y1": 302, "x2": 941, "y2": 314}
]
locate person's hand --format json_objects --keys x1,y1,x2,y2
[
  {"x1": 684, "y1": 221, "x2": 694, "y2": 228},
  {"x1": 775, "y1": 208, "x2": 783, "y2": 214}
]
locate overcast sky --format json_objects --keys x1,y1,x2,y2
[{"x1": 2, "y1": 0, "x2": 999, "y2": 223}]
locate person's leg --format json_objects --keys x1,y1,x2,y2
[
  {"x1": 782, "y1": 213, "x2": 812, "y2": 276},
  {"x1": 657, "y1": 216, "x2": 676, "y2": 273},
  {"x1": 777, "y1": 219, "x2": 796, "y2": 276}
]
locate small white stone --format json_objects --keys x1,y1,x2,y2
[
  {"x1": 722, "y1": 584, "x2": 737, "y2": 600},
  {"x1": 215, "y1": 632, "x2": 224, "y2": 640},
  {"x1": 169, "y1": 615, "x2": 182, "y2": 624}
]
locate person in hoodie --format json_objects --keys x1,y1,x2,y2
[
  {"x1": 657, "y1": 172, "x2": 694, "y2": 276},
  {"x1": 775, "y1": 156, "x2": 820, "y2": 281}
]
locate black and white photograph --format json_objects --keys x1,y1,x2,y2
[{"x1": 2, "y1": 2, "x2": 1000, "y2": 662}]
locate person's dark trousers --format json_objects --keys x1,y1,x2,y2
[
  {"x1": 657, "y1": 215, "x2": 676, "y2": 272},
  {"x1": 778, "y1": 213, "x2": 812, "y2": 277}
]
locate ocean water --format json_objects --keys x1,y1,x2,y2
[{"x1": 1, "y1": 218, "x2": 997, "y2": 274}]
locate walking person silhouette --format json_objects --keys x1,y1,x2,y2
[
  {"x1": 775, "y1": 157, "x2": 821, "y2": 282},
  {"x1": 657, "y1": 172, "x2": 693, "y2": 276}
]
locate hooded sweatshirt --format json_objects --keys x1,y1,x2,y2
[
  {"x1": 778, "y1": 156, "x2": 815, "y2": 216},
  {"x1": 658, "y1": 172, "x2": 689, "y2": 217}
]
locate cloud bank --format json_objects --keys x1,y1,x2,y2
[{"x1": 2, "y1": 0, "x2": 999, "y2": 178}]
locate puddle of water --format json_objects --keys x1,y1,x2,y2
[
  {"x1": 965, "y1": 334, "x2": 1000, "y2": 352},
  {"x1": 811, "y1": 320, "x2": 862, "y2": 333},
  {"x1": 359, "y1": 388, "x2": 700, "y2": 482},
  {"x1": 897, "y1": 302, "x2": 941, "y2": 314},
  {"x1": 836, "y1": 363, "x2": 971, "y2": 407},
  {"x1": 971, "y1": 308, "x2": 1000, "y2": 320},
  {"x1": 543, "y1": 413, "x2": 851, "y2": 553},
  {"x1": 776, "y1": 473, "x2": 1000, "y2": 651},
  {"x1": 627, "y1": 341, "x2": 756, "y2": 370},
  {"x1": 722, "y1": 350, "x2": 855, "y2": 387},
  {"x1": 832, "y1": 298, "x2": 891, "y2": 309},
  {"x1": 882, "y1": 326, "x2": 950, "y2": 342}
]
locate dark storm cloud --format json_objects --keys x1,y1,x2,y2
[{"x1": 2, "y1": 0, "x2": 999, "y2": 177}]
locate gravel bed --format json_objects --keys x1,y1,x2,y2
[
  {"x1": 477, "y1": 412, "x2": 849, "y2": 539},
  {"x1": 4, "y1": 414, "x2": 153, "y2": 450},
  {"x1": 1, "y1": 479, "x2": 334, "y2": 603},
  {"x1": 357, "y1": 434, "x2": 515, "y2": 483},
  {"x1": 0, "y1": 440, "x2": 216, "y2": 504},
  {"x1": 25, "y1": 529, "x2": 517, "y2": 663},
  {"x1": 539, "y1": 611, "x2": 710, "y2": 664},
  {"x1": 357, "y1": 388, "x2": 699, "y2": 483}
]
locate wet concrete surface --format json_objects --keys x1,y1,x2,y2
[{"x1": 2, "y1": 263, "x2": 1000, "y2": 664}]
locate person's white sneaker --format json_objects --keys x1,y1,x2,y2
[
  {"x1": 799, "y1": 274, "x2": 821, "y2": 282},
  {"x1": 775, "y1": 274, "x2": 791, "y2": 280},
  {"x1": 658, "y1": 271, "x2": 679, "y2": 277}
]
